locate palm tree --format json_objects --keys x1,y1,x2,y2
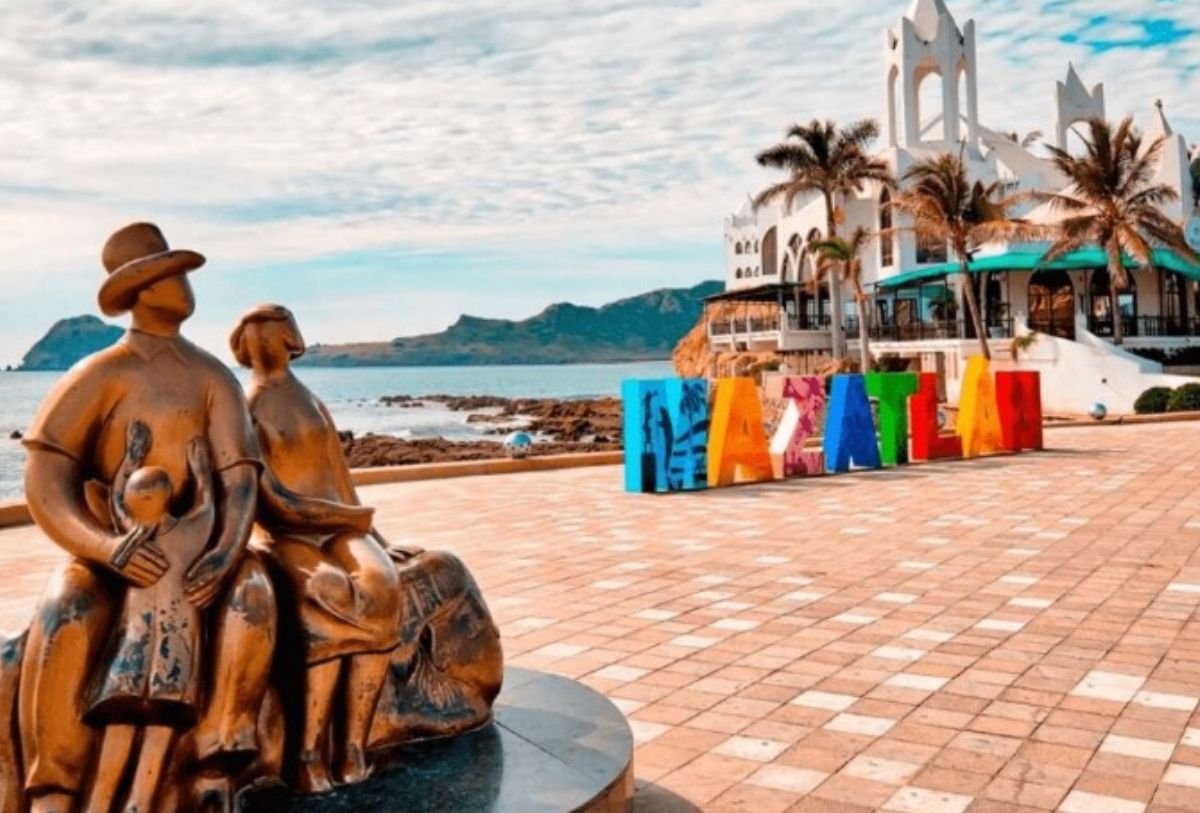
[
  {"x1": 810, "y1": 227, "x2": 875, "y2": 371},
  {"x1": 754, "y1": 119, "x2": 892, "y2": 359},
  {"x1": 1038, "y1": 117, "x2": 1198, "y2": 345},
  {"x1": 1006, "y1": 130, "x2": 1044, "y2": 149},
  {"x1": 890, "y1": 151, "x2": 1042, "y2": 360}
]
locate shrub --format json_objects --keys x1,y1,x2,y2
[
  {"x1": 1166, "y1": 383, "x2": 1200, "y2": 413},
  {"x1": 1134, "y1": 386, "x2": 1172, "y2": 414}
]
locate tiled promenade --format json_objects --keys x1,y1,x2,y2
[{"x1": 4, "y1": 422, "x2": 1200, "y2": 812}]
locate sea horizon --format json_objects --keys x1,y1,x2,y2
[{"x1": 0, "y1": 359, "x2": 669, "y2": 500}]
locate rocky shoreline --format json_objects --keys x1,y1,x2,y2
[{"x1": 341, "y1": 395, "x2": 623, "y2": 468}]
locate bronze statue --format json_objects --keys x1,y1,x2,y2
[
  {"x1": 231, "y1": 304, "x2": 502, "y2": 790},
  {"x1": 17, "y1": 223, "x2": 277, "y2": 813},
  {"x1": 0, "y1": 224, "x2": 503, "y2": 813},
  {"x1": 87, "y1": 430, "x2": 217, "y2": 813}
]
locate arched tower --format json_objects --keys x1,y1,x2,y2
[
  {"x1": 1055, "y1": 64, "x2": 1105, "y2": 150},
  {"x1": 884, "y1": 0, "x2": 979, "y2": 151}
]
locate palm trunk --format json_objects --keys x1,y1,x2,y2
[
  {"x1": 854, "y1": 287, "x2": 873, "y2": 372},
  {"x1": 823, "y1": 191, "x2": 847, "y2": 360},
  {"x1": 1106, "y1": 240, "x2": 1125, "y2": 345},
  {"x1": 960, "y1": 261, "x2": 990, "y2": 360}
]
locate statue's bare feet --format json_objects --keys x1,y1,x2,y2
[
  {"x1": 295, "y1": 750, "x2": 335, "y2": 795},
  {"x1": 339, "y1": 744, "x2": 374, "y2": 785},
  {"x1": 29, "y1": 791, "x2": 74, "y2": 813}
]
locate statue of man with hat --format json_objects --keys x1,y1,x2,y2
[{"x1": 18, "y1": 223, "x2": 277, "y2": 813}]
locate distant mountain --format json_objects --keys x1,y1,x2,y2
[
  {"x1": 298, "y1": 281, "x2": 723, "y2": 367},
  {"x1": 19, "y1": 315, "x2": 123, "y2": 371}
]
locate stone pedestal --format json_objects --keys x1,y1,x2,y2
[{"x1": 241, "y1": 668, "x2": 634, "y2": 812}]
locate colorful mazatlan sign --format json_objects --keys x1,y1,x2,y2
[{"x1": 622, "y1": 360, "x2": 1042, "y2": 493}]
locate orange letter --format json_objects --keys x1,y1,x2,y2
[{"x1": 708, "y1": 378, "x2": 773, "y2": 487}]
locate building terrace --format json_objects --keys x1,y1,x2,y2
[{"x1": 712, "y1": 0, "x2": 1200, "y2": 413}]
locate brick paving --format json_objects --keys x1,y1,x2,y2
[{"x1": 4, "y1": 422, "x2": 1200, "y2": 811}]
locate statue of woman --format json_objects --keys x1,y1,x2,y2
[{"x1": 230, "y1": 305, "x2": 502, "y2": 795}]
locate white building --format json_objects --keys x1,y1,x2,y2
[{"x1": 708, "y1": 0, "x2": 1200, "y2": 414}]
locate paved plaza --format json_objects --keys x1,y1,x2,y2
[{"x1": 4, "y1": 422, "x2": 1200, "y2": 812}]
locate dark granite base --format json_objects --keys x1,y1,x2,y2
[{"x1": 240, "y1": 668, "x2": 634, "y2": 812}]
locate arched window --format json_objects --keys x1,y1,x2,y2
[
  {"x1": 803, "y1": 228, "x2": 823, "y2": 282},
  {"x1": 1064, "y1": 125, "x2": 1089, "y2": 158},
  {"x1": 735, "y1": 268, "x2": 743, "y2": 279},
  {"x1": 761, "y1": 228, "x2": 778, "y2": 276},
  {"x1": 735, "y1": 242, "x2": 743, "y2": 255},
  {"x1": 783, "y1": 233, "x2": 803, "y2": 283},
  {"x1": 916, "y1": 64, "x2": 947, "y2": 143},
  {"x1": 1028, "y1": 269, "x2": 1075, "y2": 340},
  {"x1": 879, "y1": 189, "x2": 894, "y2": 267}
]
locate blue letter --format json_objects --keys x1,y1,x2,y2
[
  {"x1": 622, "y1": 378, "x2": 709, "y2": 493},
  {"x1": 823, "y1": 374, "x2": 881, "y2": 473}
]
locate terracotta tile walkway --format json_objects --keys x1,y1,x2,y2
[{"x1": 4, "y1": 422, "x2": 1200, "y2": 812}]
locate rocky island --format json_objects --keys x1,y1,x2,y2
[{"x1": 17, "y1": 315, "x2": 123, "y2": 370}]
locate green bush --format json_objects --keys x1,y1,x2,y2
[
  {"x1": 1134, "y1": 386, "x2": 1172, "y2": 414},
  {"x1": 1166, "y1": 383, "x2": 1200, "y2": 412}
]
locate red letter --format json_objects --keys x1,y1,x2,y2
[
  {"x1": 995, "y1": 371, "x2": 1043, "y2": 451},
  {"x1": 909, "y1": 373, "x2": 962, "y2": 461}
]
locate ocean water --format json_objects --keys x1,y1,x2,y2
[{"x1": 0, "y1": 361, "x2": 670, "y2": 499}]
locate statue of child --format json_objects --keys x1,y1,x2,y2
[{"x1": 83, "y1": 429, "x2": 216, "y2": 813}]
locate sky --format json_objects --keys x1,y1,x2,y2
[{"x1": 0, "y1": 0, "x2": 1197, "y2": 365}]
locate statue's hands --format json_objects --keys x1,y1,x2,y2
[
  {"x1": 184, "y1": 549, "x2": 235, "y2": 609},
  {"x1": 108, "y1": 525, "x2": 169, "y2": 588}
]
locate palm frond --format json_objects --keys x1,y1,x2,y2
[{"x1": 753, "y1": 180, "x2": 800, "y2": 211}]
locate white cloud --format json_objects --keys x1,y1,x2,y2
[{"x1": 0, "y1": 0, "x2": 1197, "y2": 363}]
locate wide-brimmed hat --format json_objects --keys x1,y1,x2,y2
[{"x1": 98, "y1": 222, "x2": 206, "y2": 316}]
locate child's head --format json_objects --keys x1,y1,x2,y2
[{"x1": 124, "y1": 466, "x2": 173, "y2": 525}]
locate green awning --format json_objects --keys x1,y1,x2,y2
[{"x1": 876, "y1": 248, "x2": 1200, "y2": 289}]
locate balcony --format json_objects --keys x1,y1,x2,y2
[
  {"x1": 845, "y1": 317, "x2": 1016, "y2": 343},
  {"x1": 708, "y1": 314, "x2": 833, "y2": 352},
  {"x1": 1088, "y1": 315, "x2": 1200, "y2": 339}
]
